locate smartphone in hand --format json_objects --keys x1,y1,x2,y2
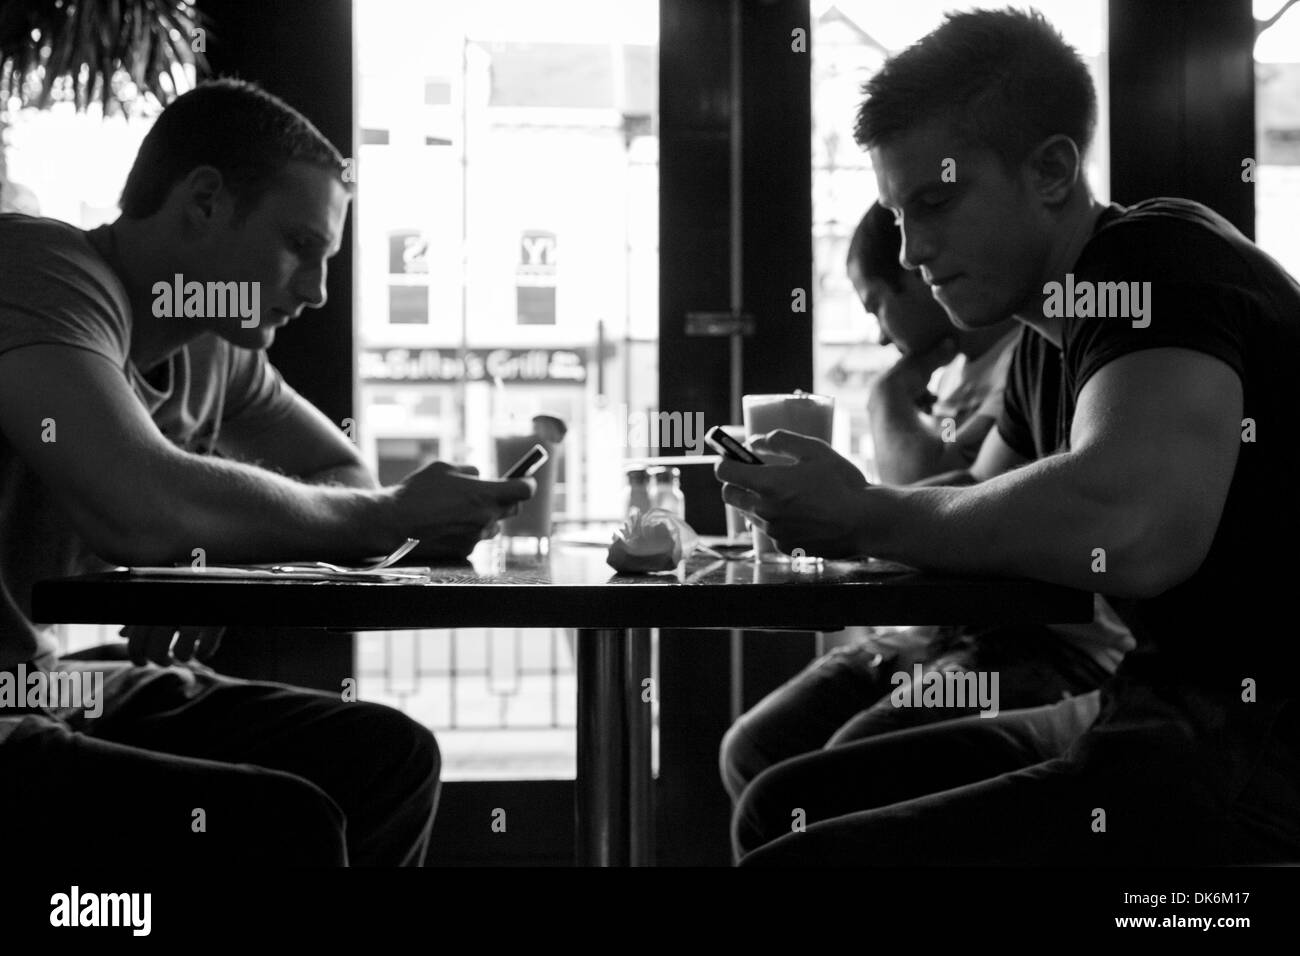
[
  {"x1": 704, "y1": 426, "x2": 764, "y2": 465},
  {"x1": 501, "y1": 443, "x2": 549, "y2": 479}
]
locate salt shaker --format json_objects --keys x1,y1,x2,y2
[
  {"x1": 623, "y1": 466, "x2": 652, "y2": 520},
  {"x1": 649, "y1": 466, "x2": 686, "y2": 518}
]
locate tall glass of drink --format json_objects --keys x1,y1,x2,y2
[
  {"x1": 495, "y1": 434, "x2": 560, "y2": 557},
  {"x1": 741, "y1": 392, "x2": 834, "y2": 561},
  {"x1": 720, "y1": 425, "x2": 752, "y2": 545}
]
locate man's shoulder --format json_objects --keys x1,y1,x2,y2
[
  {"x1": 0, "y1": 213, "x2": 93, "y2": 251},
  {"x1": 0, "y1": 215, "x2": 130, "y2": 361},
  {"x1": 1082, "y1": 198, "x2": 1247, "y2": 271},
  {"x1": 0, "y1": 212, "x2": 82, "y2": 236},
  {"x1": 1062, "y1": 198, "x2": 1264, "y2": 399},
  {"x1": 1101, "y1": 197, "x2": 1232, "y2": 230},
  {"x1": 0, "y1": 214, "x2": 117, "y2": 282}
]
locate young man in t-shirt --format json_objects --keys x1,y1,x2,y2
[
  {"x1": 0, "y1": 80, "x2": 533, "y2": 865},
  {"x1": 718, "y1": 203, "x2": 1131, "y2": 806},
  {"x1": 719, "y1": 9, "x2": 1300, "y2": 864}
]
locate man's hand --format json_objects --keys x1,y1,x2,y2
[
  {"x1": 872, "y1": 336, "x2": 957, "y2": 409},
  {"x1": 121, "y1": 624, "x2": 226, "y2": 666},
  {"x1": 449, "y1": 464, "x2": 513, "y2": 543},
  {"x1": 391, "y1": 460, "x2": 534, "y2": 560},
  {"x1": 716, "y1": 430, "x2": 871, "y2": 558}
]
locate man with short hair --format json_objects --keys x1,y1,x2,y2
[
  {"x1": 0, "y1": 79, "x2": 532, "y2": 865},
  {"x1": 721, "y1": 8, "x2": 1300, "y2": 864},
  {"x1": 718, "y1": 201, "x2": 1130, "y2": 810}
]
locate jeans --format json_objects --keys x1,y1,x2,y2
[
  {"x1": 734, "y1": 668, "x2": 1300, "y2": 865},
  {"x1": 0, "y1": 660, "x2": 440, "y2": 866},
  {"x1": 720, "y1": 624, "x2": 1110, "y2": 804}
]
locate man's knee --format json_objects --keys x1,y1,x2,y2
[
  {"x1": 403, "y1": 717, "x2": 441, "y2": 801},
  {"x1": 351, "y1": 702, "x2": 441, "y2": 794},
  {"x1": 719, "y1": 717, "x2": 765, "y2": 802},
  {"x1": 241, "y1": 769, "x2": 349, "y2": 865},
  {"x1": 730, "y1": 760, "x2": 800, "y2": 857},
  {"x1": 720, "y1": 645, "x2": 886, "y2": 799}
]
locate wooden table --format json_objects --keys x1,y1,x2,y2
[{"x1": 33, "y1": 542, "x2": 1092, "y2": 866}]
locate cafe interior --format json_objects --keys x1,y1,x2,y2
[{"x1": 2, "y1": 0, "x2": 1298, "y2": 870}]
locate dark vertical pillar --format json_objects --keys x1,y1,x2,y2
[
  {"x1": 740, "y1": 0, "x2": 813, "y2": 392},
  {"x1": 657, "y1": 0, "x2": 814, "y2": 867},
  {"x1": 735, "y1": 0, "x2": 818, "y2": 770},
  {"x1": 659, "y1": 0, "x2": 734, "y2": 537},
  {"x1": 1109, "y1": 0, "x2": 1256, "y2": 237},
  {"x1": 197, "y1": 0, "x2": 355, "y2": 689},
  {"x1": 656, "y1": 0, "x2": 736, "y2": 867},
  {"x1": 200, "y1": 0, "x2": 357, "y2": 425}
]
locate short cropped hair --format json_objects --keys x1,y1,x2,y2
[
  {"x1": 120, "y1": 79, "x2": 348, "y2": 220},
  {"x1": 854, "y1": 7, "x2": 1096, "y2": 168},
  {"x1": 846, "y1": 202, "x2": 904, "y2": 291}
]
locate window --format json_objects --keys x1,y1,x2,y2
[
  {"x1": 1, "y1": 97, "x2": 165, "y2": 227},
  {"x1": 354, "y1": 0, "x2": 659, "y2": 779},
  {"x1": 1255, "y1": 0, "x2": 1300, "y2": 277},
  {"x1": 516, "y1": 229, "x2": 559, "y2": 325}
]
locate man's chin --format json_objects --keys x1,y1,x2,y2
[
  {"x1": 215, "y1": 324, "x2": 276, "y2": 350},
  {"x1": 937, "y1": 300, "x2": 977, "y2": 330},
  {"x1": 938, "y1": 296, "x2": 1002, "y2": 331}
]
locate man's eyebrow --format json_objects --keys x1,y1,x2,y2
[
  {"x1": 887, "y1": 181, "x2": 949, "y2": 213},
  {"x1": 291, "y1": 226, "x2": 342, "y2": 255}
]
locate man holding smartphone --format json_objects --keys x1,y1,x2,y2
[
  {"x1": 0, "y1": 80, "x2": 532, "y2": 865},
  {"x1": 719, "y1": 9, "x2": 1300, "y2": 864},
  {"x1": 717, "y1": 202, "x2": 1131, "y2": 814}
]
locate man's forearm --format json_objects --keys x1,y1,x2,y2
[
  {"x1": 114, "y1": 449, "x2": 399, "y2": 566},
  {"x1": 909, "y1": 468, "x2": 977, "y2": 487},
  {"x1": 862, "y1": 449, "x2": 1155, "y2": 596},
  {"x1": 303, "y1": 460, "x2": 380, "y2": 490},
  {"x1": 868, "y1": 379, "x2": 946, "y2": 484}
]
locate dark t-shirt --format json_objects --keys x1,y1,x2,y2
[
  {"x1": 997, "y1": 198, "x2": 1300, "y2": 756},
  {"x1": 996, "y1": 324, "x2": 1065, "y2": 463}
]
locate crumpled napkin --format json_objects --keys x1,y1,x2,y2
[{"x1": 607, "y1": 508, "x2": 700, "y2": 573}]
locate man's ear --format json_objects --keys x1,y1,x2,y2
[
  {"x1": 1025, "y1": 134, "x2": 1082, "y2": 207},
  {"x1": 177, "y1": 165, "x2": 228, "y2": 231}
]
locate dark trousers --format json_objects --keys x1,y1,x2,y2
[
  {"x1": 735, "y1": 679, "x2": 1300, "y2": 865},
  {"x1": 720, "y1": 624, "x2": 1110, "y2": 804},
  {"x1": 0, "y1": 660, "x2": 440, "y2": 866}
]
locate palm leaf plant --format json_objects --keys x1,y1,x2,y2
[{"x1": 0, "y1": 0, "x2": 208, "y2": 195}]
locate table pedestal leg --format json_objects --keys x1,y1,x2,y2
[
  {"x1": 626, "y1": 627, "x2": 652, "y2": 866},
  {"x1": 576, "y1": 627, "x2": 652, "y2": 866}
]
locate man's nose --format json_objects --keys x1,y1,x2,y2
[
  {"x1": 899, "y1": 219, "x2": 934, "y2": 271},
  {"x1": 296, "y1": 262, "x2": 329, "y2": 310}
]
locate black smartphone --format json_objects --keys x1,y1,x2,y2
[
  {"x1": 704, "y1": 426, "x2": 764, "y2": 465},
  {"x1": 501, "y1": 443, "x2": 549, "y2": 479}
]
